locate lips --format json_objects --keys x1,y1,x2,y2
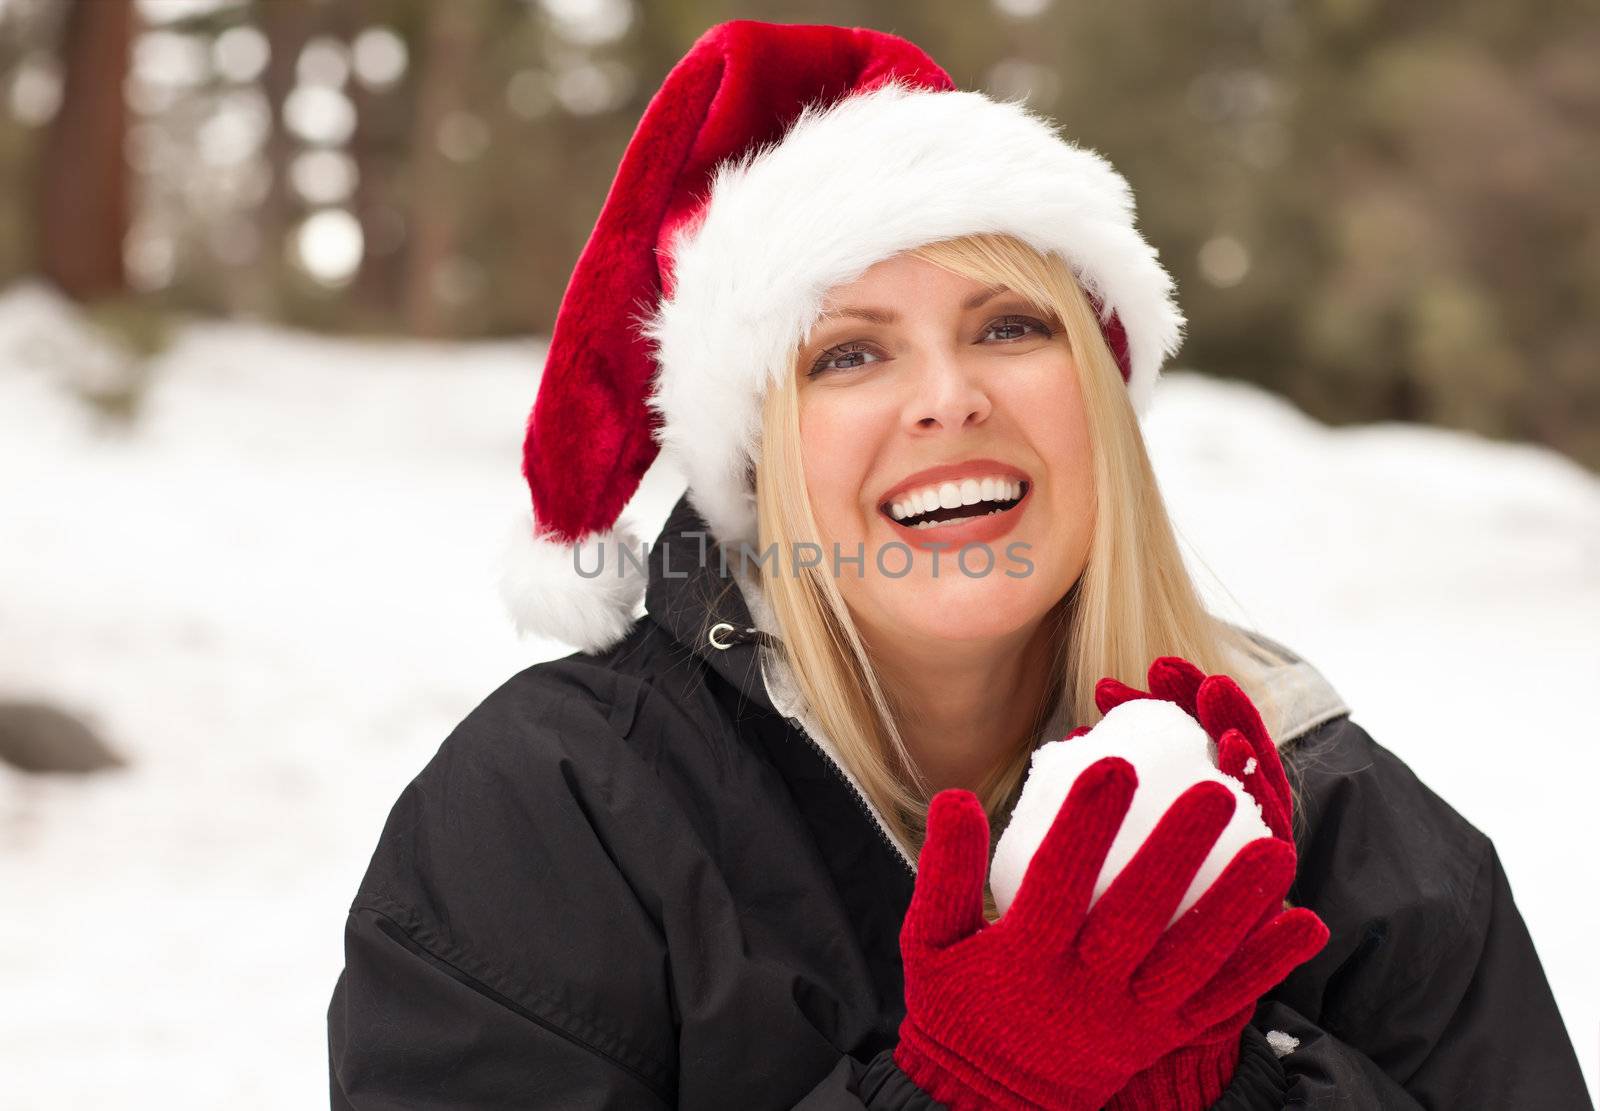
[{"x1": 875, "y1": 458, "x2": 1033, "y2": 552}]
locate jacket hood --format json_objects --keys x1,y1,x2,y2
[{"x1": 640, "y1": 493, "x2": 1351, "y2": 865}]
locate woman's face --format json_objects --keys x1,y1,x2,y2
[{"x1": 794, "y1": 251, "x2": 1096, "y2": 651}]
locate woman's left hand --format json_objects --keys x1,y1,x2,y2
[
  {"x1": 1073, "y1": 657, "x2": 1294, "y2": 844},
  {"x1": 1075, "y1": 657, "x2": 1305, "y2": 1110}
]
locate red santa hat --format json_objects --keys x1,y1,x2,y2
[{"x1": 502, "y1": 19, "x2": 1185, "y2": 652}]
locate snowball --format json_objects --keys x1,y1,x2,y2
[{"x1": 991, "y1": 698, "x2": 1271, "y2": 925}]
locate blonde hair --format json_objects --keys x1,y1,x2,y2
[{"x1": 754, "y1": 233, "x2": 1287, "y2": 917}]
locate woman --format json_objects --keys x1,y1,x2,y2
[{"x1": 327, "y1": 21, "x2": 1589, "y2": 1110}]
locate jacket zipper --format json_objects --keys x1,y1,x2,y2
[
  {"x1": 713, "y1": 622, "x2": 916, "y2": 875},
  {"x1": 786, "y1": 713, "x2": 915, "y2": 876}
]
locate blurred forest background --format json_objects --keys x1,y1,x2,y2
[{"x1": 0, "y1": 0, "x2": 1596, "y2": 467}]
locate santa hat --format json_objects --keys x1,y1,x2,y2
[{"x1": 503, "y1": 19, "x2": 1185, "y2": 653}]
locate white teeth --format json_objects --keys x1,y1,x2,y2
[{"x1": 886, "y1": 475, "x2": 1027, "y2": 521}]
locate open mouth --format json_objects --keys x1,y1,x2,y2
[{"x1": 882, "y1": 479, "x2": 1030, "y2": 530}]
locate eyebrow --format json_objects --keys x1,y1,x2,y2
[{"x1": 818, "y1": 283, "x2": 1010, "y2": 324}]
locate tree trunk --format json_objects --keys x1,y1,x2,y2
[
  {"x1": 339, "y1": 0, "x2": 403, "y2": 323},
  {"x1": 256, "y1": 0, "x2": 315, "y2": 315},
  {"x1": 36, "y1": 0, "x2": 133, "y2": 301},
  {"x1": 402, "y1": 0, "x2": 481, "y2": 338}
]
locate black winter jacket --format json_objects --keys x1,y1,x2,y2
[{"x1": 328, "y1": 496, "x2": 1592, "y2": 1109}]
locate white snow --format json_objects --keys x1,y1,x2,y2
[
  {"x1": 991, "y1": 699, "x2": 1272, "y2": 923},
  {"x1": 1, "y1": 282, "x2": 1595, "y2": 1104},
  {"x1": 1266, "y1": 1029, "x2": 1301, "y2": 1059}
]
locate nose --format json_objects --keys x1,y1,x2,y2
[{"x1": 905, "y1": 349, "x2": 992, "y2": 433}]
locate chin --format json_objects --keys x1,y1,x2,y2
[{"x1": 866, "y1": 575, "x2": 1062, "y2": 645}]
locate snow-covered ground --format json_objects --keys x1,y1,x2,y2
[{"x1": 1, "y1": 282, "x2": 1595, "y2": 1105}]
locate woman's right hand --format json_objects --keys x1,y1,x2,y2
[{"x1": 893, "y1": 758, "x2": 1327, "y2": 1111}]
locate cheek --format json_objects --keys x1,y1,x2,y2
[
  {"x1": 1010, "y1": 358, "x2": 1096, "y2": 520},
  {"x1": 797, "y1": 391, "x2": 883, "y2": 537}
]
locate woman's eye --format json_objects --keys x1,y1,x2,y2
[
  {"x1": 809, "y1": 342, "x2": 881, "y2": 377},
  {"x1": 807, "y1": 317, "x2": 1049, "y2": 377},
  {"x1": 982, "y1": 315, "x2": 1053, "y2": 343}
]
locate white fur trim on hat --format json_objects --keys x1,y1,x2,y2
[
  {"x1": 642, "y1": 81, "x2": 1186, "y2": 555},
  {"x1": 497, "y1": 511, "x2": 645, "y2": 653}
]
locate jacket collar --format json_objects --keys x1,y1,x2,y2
[
  {"x1": 643, "y1": 494, "x2": 781, "y2": 712},
  {"x1": 642, "y1": 495, "x2": 931, "y2": 869}
]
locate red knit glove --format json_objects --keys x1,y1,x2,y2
[
  {"x1": 894, "y1": 757, "x2": 1328, "y2": 1111},
  {"x1": 1085, "y1": 657, "x2": 1306, "y2": 1110}
]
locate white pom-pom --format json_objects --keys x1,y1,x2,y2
[
  {"x1": 991, "y1": 698, "x2": 1270, "y2": 924},
  {"x1": 497, "y1": 510, "x2": 646, "y2": 653}
]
